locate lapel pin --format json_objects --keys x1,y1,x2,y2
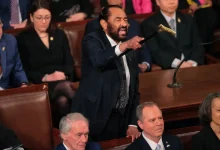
[
  {"x1": 2, "y1": 47, "x2": 5, "y2": 51},
  {"x1": 166, "y1": 144, "x2": 170, "y2": 147},
  {"x1": 178, "y1": 18, "x2": 181, "y2": 23},
  {"x1": 50, "y1": 37, "x2": 54, "y2": 41}
]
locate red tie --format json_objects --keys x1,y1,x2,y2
[{"x1": 10, "y1": 0, "x2": 20, "y2": 24}]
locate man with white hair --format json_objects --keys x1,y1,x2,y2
[{"x1": 55, "y1": 113, "x2": 101, "y2": 150}]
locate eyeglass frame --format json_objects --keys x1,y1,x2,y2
[{"x1": 33, "y1": 16, "x2": 52, "y2": 22}]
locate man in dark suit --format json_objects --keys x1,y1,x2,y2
[
  {"x1": 0, "y1": 0, "x2": 31, "y2": 30},
  {"x1": 0, "y1": 19, "x2": 28, "y2": 90},
  {"x1": 141, "y1": 0, "x2": 205, "y2": 69},
  {"x1": 72, "y1": 5, "x2": 142, "y2": 142},
  {"x1": 55, "y1": 113, "x2": 101, "y2": 150},
  {"x1": 126, "y1": 102, "x2": 182, "y2": 150},
  {"x1": 84, "y1": 0, "x2": 152, "y2": 73}
]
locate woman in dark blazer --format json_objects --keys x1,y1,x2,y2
[
  {"x1": 16, "y1": 0, "x2": 75, "y2": 127},
  {"x1": 192, "y1": 92, "x2": 220, "y2": 150}
]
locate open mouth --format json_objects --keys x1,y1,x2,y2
[{"x1": 118, "y1": 28, "x2": 127, "y2": 35}]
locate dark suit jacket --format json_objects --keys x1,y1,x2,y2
[
  {"x1": 84, "y1": 18, "x2": 152, "y2": 70},
  {"x1": 192, "y1": 125, "x2": 220, "y2": 150},
  {"x1": 125, "y1": 134, "x2": 182, "y2": 150},
  {"x1": 141, "y1": 11, "x2": 205, "y2": 69},
  {"x1": 71, "y1": 30, "x2": 140, "y2": 137},
  {"x1": 16, "y1": 28, "x2": 74, "y2": 84},
  {"x1": 55, "y1": 142, "x2": 101, "y2": 150},
  {"x1": 0, "y1": 33, "x2": 28, "y2": 89},
  {"x1": 0, "y1": 0, "x2": 31, "y2": 30}
]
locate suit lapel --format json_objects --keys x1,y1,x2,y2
[
  {"x1": 176, "y1": 12, "x2": 186, "y2": 43},
  {"x1": 156, "y1": 12, "x2": 177, "y2": 44},
  {"x1": 162, "y1": 135, "x2": 171, "y2": 150},
  {"x1": 139, "y1": 135, "x2": 152, "y2": 150},
  {"x1": 98, "y1": 29, "x2": 112, "y2": 49},
  {"x1": 0, "y1": 38, "x2": 7, "y2": 77}
]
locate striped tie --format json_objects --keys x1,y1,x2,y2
[{"x1": 10, "y1": 0, "x2": 20, "y2": 24}]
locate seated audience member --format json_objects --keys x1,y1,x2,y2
[
  {"x1": 122, "y1": 0, "x2": 152, "y2": 15},
  {"x1": 0, "y1": 0, "x2": 31, "y2": 30},
  {"x1": 126, "y1": 102, "x2": 182, "y2": 150},
  {"x1": 192, "y1": 92, "x2": 220, "y2": 150},
  {"x1": 16, "y1": 0, "x2": 75, "y2": 127},
  {"x1": 179, "y1": 0, "x2": 217, "y2": 52},
  {"x1": 0, "y1": 123, "x2": 23, "y2": 150},
  {"x1": 51, "y1": 0, "x2": 93, "y2": 22},
  {"x1": 141, "y1": 0, "x2": 205, "y2": 69},
  {"x1": 85, "y1": 0, "x2": 152, "y2": 73},
  {"x1": 0, "y1": 19, "x2": 28, "y2": 90},
  {"x1": 55, "y1": 113, "x2": 101, "y2": 150},
  {"x1": 72, "y1": 5, "x2": 141, "y2": 142}
]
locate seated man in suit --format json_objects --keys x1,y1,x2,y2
[
  {"x1": 84, "y1": 0, "x2": 152, "y2": 73},
  {"x1": 0, "y1": 0, "x2": 31, "y2": 30},
  {"x1": 55, "y1": 113, "x2": 101, "y2": 150},
  {"x1": 126, "y1": 102, "x2": 182, "y2": 150},
  {"x1": 141, "y1": 0, "x2": 205, "y2": 69},
  {"x1": 0, "y1": 19, "x2": 28, "y2": 90}
]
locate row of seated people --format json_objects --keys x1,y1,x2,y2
[
  {"x1": 0, "y1": 0, "x2": 153, "y2": 30},
  {"x1": 1, "y1": 0, "x2": 211, "y2": 125},
  {"x1": 1, "y1": 0, "x2": 219, "y2": 52},
  {"x1": 2, "y1": 0, "x2": 220, "y2": 139},
  {"x1": 1, "y1": 0, "x2": 218, "y2": 136},
  {"x1": 1, "y1": 92, "x2": 220, "y2": 150}
]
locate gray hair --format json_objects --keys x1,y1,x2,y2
[
  {"x1": 136, "y1": 102, "x2": 159, "y2": 121},
  {"x1": 59, "y1": 113, "x2": 89, "y2": 135},
  {"x1": 199, "y1": 92, "x2": 220, "y2": 125}
]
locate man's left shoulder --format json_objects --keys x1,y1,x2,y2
[
  {"x1": 176, "y1": 11, "x2": 193, "y2": 22},
  {"x1": 86, "y1": 142, "x2": 101, "y2": 150},
  {"x1": 2, "y1": 33, "x2": 16, "y2": 43}
]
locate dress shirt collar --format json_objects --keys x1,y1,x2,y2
[
  {"x1": 160, "y1": 10, "x2": 176, "y2": 24},
  {"x1": 142, "y1": 132, "x2": 164, "y2": 150},
  {"x1": 106, "y1": 34, "x2": 118, "y2": 47},
  {"x1": 63, "y1": 142, "x2": 70, "y2": 150}
]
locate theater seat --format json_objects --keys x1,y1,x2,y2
[{"x1": 0, "y1": 84, "x2": 54, "y2": 150}]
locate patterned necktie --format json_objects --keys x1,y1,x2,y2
[
  {"x1": 169, "y1": 19, "x2": 175, "y2": 31},
  {"x1": 155, "y1": 144, "x2": 161, "y2": 150},
  {"x1": 115, "y1": 56, "x2": 128, "y2": 114},
  {"x1": 10, "y1": 0, "x2": 20, "y2": 24}
]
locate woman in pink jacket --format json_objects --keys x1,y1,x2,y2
[{"x1": 122, "y1": 0, "x2": 152, "y2": 14}]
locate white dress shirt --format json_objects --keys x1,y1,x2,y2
[
  {"x1": 63, "y1": 142, "x2": 70, "y2": 150},
  {"x1": 160, "y1": 11, "x2": 197, "y2": 68},
  {"x1": 142, "y1": 132, "x2": 165, "y2": 150},
  {"x1": 106, "y1": 34, "x2": 130, "y2": 96}
]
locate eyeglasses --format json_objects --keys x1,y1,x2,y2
[{"x1": 34, "y1": 16, "x2": 51, "y2": 21}]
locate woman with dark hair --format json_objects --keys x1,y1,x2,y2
[
  {"x1": 16, "y1": 0, "x2": 75, "y2": 127},
  {"x1": 192, "y1": 92, "x2": 220, "y2": 149}
]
